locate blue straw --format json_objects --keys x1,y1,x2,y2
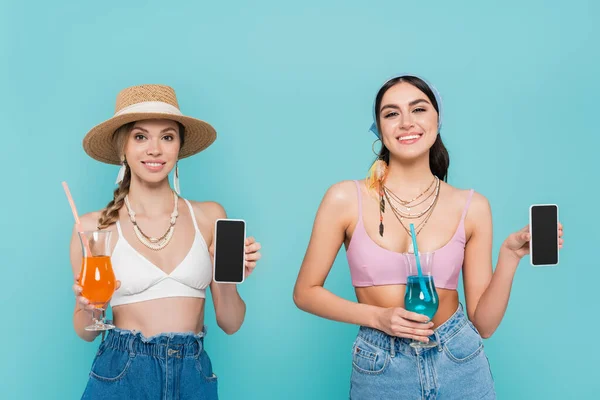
[{"x1": 409, "y1": 223, "x2": 431, "y2": 302}]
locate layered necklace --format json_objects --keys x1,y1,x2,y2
[
  {"x1": 378, "y1": 176, "x2": 440, "y2": 253},
  {"x1": 124, "y1": 191, "x2": 179, "y2": 251}
]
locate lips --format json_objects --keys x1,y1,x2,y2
[
  {"x1": 141, "y1": 160, "x2": 166, "y2": 172},
  {"x1": 396, "y1": 133, "x2": 423, "y2": 145}
]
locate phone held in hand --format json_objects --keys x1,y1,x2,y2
[
  {"x1": 213, "y1": 219, "x2": 246, "y2": 284},
  {"x1": 529, "y1": 204, "x2": 559, "y2": 267}
]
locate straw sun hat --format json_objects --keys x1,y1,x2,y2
[{"x1": 83, "y1": 84, "x2": 216, "y2": 165}]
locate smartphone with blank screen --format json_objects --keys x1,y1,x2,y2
[
  {"x1": 529, "y1": 204, "x2": 559, "y2": 266},
  {"x1": 213, "y1": 219, "x2": 246, "y2": 284}
]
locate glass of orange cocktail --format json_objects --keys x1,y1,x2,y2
[{"x1": 78, "y1": 230, "x2": 116, "y2": 331}]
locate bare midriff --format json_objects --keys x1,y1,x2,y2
[{"x1": 112, "y1": 297, "x2": 206, "y2": 337}]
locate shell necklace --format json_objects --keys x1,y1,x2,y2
[{"x1": 124, "y1": 191, "x2": 179, "y2": 251}]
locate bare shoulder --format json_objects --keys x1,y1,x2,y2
[
  {"x1": 188, "y1": 200, "x2": 227, "y2": 224},
  {"x1": 315, "y1": 179, "x2": 362, "y2": 230},
  {"x1": 466, "y1": 190, "x2": 491, "y2": 219},
  {"x1": 442, "y1": 182, "x2": 489, "y2": 214},
  {"x1": 463, "y1": 190, "x2": 492, "y2": 242},
  {"x1": 78, "y1": 211, "x2": 103, "y2": 231},
  {"x1": 443, "y1": 184, "x2": 491, "y2": 239},
  {"x1": 451, "y1": 187, "x2": 492, "y2": 240},
  {"x1": 322, "y1": 180, "x2": 359, "y2": 207}
]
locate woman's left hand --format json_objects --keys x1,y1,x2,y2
[
  {"x1": 244, "y1": 236, "x2": 262, "y2": 277},
  {"x1": 503, "y1": 222, "x2": 564, "y2": 260}
]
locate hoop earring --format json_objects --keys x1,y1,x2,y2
[{"x1": 372, "y1": 138, "x2": 383, "y2": 157}]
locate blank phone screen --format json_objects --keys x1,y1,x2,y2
[
  {"x1": 214, "y1": 220, "x2": 245, "y2": 282},
  {"x1": 531, "y1": 205, "x2": 558, "y2": 265}
]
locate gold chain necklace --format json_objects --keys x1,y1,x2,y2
[
  {"x1": 383, "y1": 184, "x2": 440, "y2": 253},
  {"x1": 384, "y1": 177, "x2": 440, "y2": 218},
  {"x1": 124, "y1": 191, "x2": 179, "y2": 251},
  {"x1": 386, "y1": 176, "x2": 436, "y2": 206},
  {"x1": 384, "y1": 176, "x2": 438, "y2": 212}
]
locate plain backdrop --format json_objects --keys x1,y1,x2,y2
[{"x1": 1, "y1": 1, "x2": 598, "y2": 399}]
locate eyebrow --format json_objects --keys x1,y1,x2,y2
[
  {"x1": 380, "y1": 98, "x2": 431, "y2": 113},
  {"x1": 131, "y1": 126, "x2": 177, "y2": 134}
]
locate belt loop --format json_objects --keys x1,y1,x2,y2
[
  {"x1": 195, "y1": 334, "x2": 204, "y2": 357},
  {"x1": 435, "y1": 331, "x2": 442, "y2": 352},
  {"x1": 200, "y1": 325, "x2": 207, "y2": 345},
  {"x1": 128, "y1": 335, "x2": 135, "y2": 356},
  {"x1": 390, "y1": 337, "x2": 396, "y2": 357}
]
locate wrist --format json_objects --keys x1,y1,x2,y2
[
  {"x1": 370, "y1": 306, "x2": 384, "y2": 330},
  {"x1": 499, "y1": 242, "x2": 522, "y2": 268},
  {"x1": 217, "y1": 283, "x2": 239, "y2": 296}
]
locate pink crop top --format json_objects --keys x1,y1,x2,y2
[{"x1": 346, "y1": 180, "x2": 474, "y2": 290}]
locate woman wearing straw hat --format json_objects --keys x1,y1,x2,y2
[
  {"x1": 69, "y1": 84, "x2": 261, "y2": 399},
  {"x1": 293, "y1": 74, "x2": 564, "y2": 399}
]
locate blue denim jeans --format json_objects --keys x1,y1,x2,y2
[
  {"x1": 350, "y1": 304, "x2": 495, "y2": 400},
  {"x1": 81, "y1": 327, "x2": 218, "y2": 400}
]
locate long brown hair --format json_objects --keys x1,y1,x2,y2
[
  {"x1": 97, "y1": 123, "x2": 134, "y2": 230},
  {"x1": 96, "y1": 121, "x2": 185, "y2": 230}
]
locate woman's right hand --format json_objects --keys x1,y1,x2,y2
[
  {"x1": 376, "y1": 307, "x2": 435, "y2": 343},
  {"x1": 72, "y1": 275, "x2": 120, "y2": 312}
]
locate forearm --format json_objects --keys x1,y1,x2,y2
[
  {"x1": 473, "y1": 245, "x2": 520, "y2": 338},
  {"x1": 214, "y1": 285, "x2": 246, "y2": 335},
  {"x1": 73, "y1": 308, "x2": 101, "y2": 342},
  {"x1": 294, "y1": 285, "x2": 383, "y2": 329}
]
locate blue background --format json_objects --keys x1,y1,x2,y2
[{"x1": 1, "y1": 1, "x2": 598, "y2": 398}]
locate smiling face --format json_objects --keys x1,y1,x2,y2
[
  {"x1": 377, "y1": 81, "x2": 439, "y2": 162},
  {"x1": 122, "y1": 119, "x2": 182, "y2": 185}
]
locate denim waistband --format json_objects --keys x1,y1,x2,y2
[
  {"x1": 101, "y1": 327, "x2": 206, "y2": 359},
  {"x1": 358, "y1": 303, "x2": 472, "y2": 354}
]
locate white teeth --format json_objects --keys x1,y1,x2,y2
[
  {"x1": 399, "y1": 135, "x2": 421, "y2": 141},
  {"x1": 146, "y1": 163, "x2": 162, "y2": 167}
]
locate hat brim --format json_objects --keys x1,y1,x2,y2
[{"x1": 83, "y1": 113, "x2": 217, "y2": 165}]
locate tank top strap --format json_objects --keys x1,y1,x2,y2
[
  {"x1": 353, "y1": 180, "x2": 363, "y2": 218},
  {"x1": 183, "y1": 199, "x2": 201, "y2": 232},
  {"x1": 460, "y1": 189, "x2": 475, "y2": 221}
]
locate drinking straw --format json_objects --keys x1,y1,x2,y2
[
  {"x1": 62, "y1": 181, "x2": 92, "y2": 255},
  {"x1": 409, "y1": 223, "x2": 431, "y2": 302}
]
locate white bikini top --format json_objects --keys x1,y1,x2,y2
[{"x1": 110, "y1": 199, "x2": 212, "y2": 307}]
